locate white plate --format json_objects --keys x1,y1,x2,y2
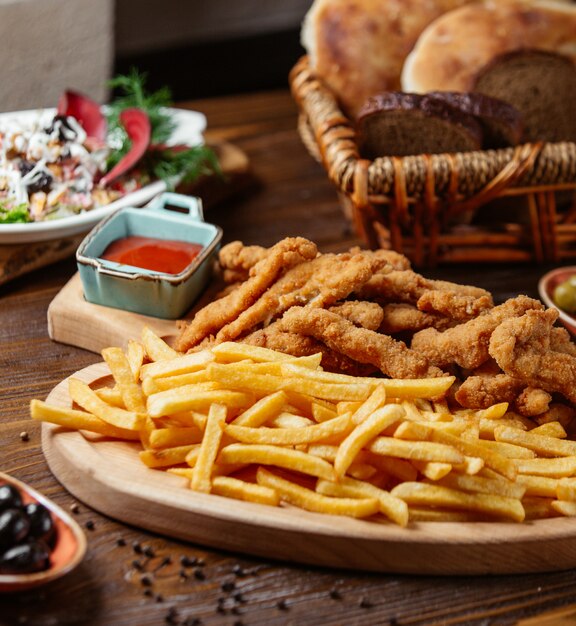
[{"x1": 0, "y1": 107, "x2": 207, "y2": 244}]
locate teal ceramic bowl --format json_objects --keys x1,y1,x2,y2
[{"x1": 76, "y1": 193, "x2": 222, "y2": 319}]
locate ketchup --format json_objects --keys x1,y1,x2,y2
[{"x1": 101, "y1": 236, "x2": 203, "y2": 274}]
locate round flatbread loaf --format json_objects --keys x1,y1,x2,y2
[
  {"x1": 300, "y1": 0, "x2": 480, "y2": 118},
  {"x1": 401, "y1": 0, "x2": 576, "y2": 93}
]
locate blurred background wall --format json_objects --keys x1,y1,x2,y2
[{"x1": 0, "y1": 0, "x2": 310, "y2": 111}]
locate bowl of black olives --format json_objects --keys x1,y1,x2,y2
[
  {"x1": 539, "y1": 267, "x2": 576, "y2": 336},
  {"x1": 0, "y1": 472, "x2": 86, "y2": 592}
]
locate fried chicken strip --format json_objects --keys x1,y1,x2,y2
[
  {"x1": 379, "y1": 303, "x2": 454, "y2": 334},
  {"x1": 489, "y1": 308, "x2": 576, "y2": 404},
  {"x1": 356, "y1": 269, "x2": 492, "y2": 303},
  {"x1": 218, "y1": 241, "x2": 269, "y2": 284},
  {"x1": 242, "y1": 328, "x2": 378, "y2": 376},
  {"x1": 176, "y1": 237, "x2": 318, "y2": 352},
  {"x1": 455, "y1": 375, "x2": 551, "y2": 416},
  {"x1": 279, "y1": 306, "x2": 444, "y2": 379},
  {"x1": 214, "y1": 252, "x2": 375, "y2": 344},
  {"x1": 328, "y1": 301, "x2": 384, "y2": 331},
  {"x1": 410, "y1": 295, "x2": 543, "y2": 370}
]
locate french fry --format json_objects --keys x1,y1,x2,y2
[
  {"x1": 147, "y1": 387, "x2": 254, "y2": 418},
  {"x1": 141, "y1": 350, "x2": 215, "y2": 380},
  {"x1": 231, "y1": 391, "x2": 288, "y2": 427},
  {"x1": 30, "y1": 399, "x2": 140, "y2": 440},
  {"x1": 435, "y1": 473, "x2": 526, "y2": 500},
  {"x1": 557, "y1": 477, "x2": 576, "y2": 501},
  {"x1": 494, "y1": 426, "x2": 576, "y2": 457},
  {"x1": 515, "y1": 475, "x2": 560, "y2": 498},
  {"x1": 211, "y1": 476, "x2": 280, "y2": 506},
  {"x1": 139, "y1": 444, "x2": 200, "y2": 468},
  {"x1": 368, "y1": 437, "x2": 465, "y2": 464},
  {"x1": 413, "y1": 461, "x2": 453, "y2": 481},
  {"x1": 390, "y1": 482, "x2": 525, "y2": 522},
  {"x1": 206, "y1": 363, "x2": 374, "y2": 402},
  {"x1": 141, "y1": 326, "x2": 179, "y2": 361},
  {"x1": 225, "y1": 413, "x2": 353, "y2": 446},
  {"x1": 334, "y1": 405, "x2": 405, "y2": 478},
  {"x1": 218, "y1": 443, "x2": 336, "y2": 480},
  {"x1": 190, "y1": 404, "x2": 227, "y2": 493},
  {"x1": 256, "y1": 467, "x2": 379, "y2": 518},
  {"x1": 95, "y1": 386, "x2": 126, "y2": 408},
  {"x1": 316, "y1": 476, "x2": 409, "y2": 526},
  {"x1": 142, "y1": 369, "x2": 209, "y2": 395},
  {"x1": 126, "y1": 339, "x2": 146, "y2": 380},
  {"x1": 269, "y1": 413, "x2": 315, "y2": 428},
  {"x1": 522, "y1": 497, "x2": 559, "y2": 520},
  {"x1": 529, "y1": 422, "x2": 567, "y2": 439},
  {"x1": 551, "y1": 499, "x2": 576, "y2": 516},
  {"x1": 102, "y1": 347, "x2": 147, "y2": 413},
  {"x1": 148, "y1": 426, "x2": 204, "y2": 449},
  {"x1": 211, "y1": 341, "x2": 301, "y2": 363},
  {"x1": 68, "y1": 378, "x2": 144, "y2": 431},
  {"x1": 514, "y1": 456, "x2": 576, "y2": 478}
]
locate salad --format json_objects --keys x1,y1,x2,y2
[{"x1": 0, "y1": 71, "x2": 218, "y2": 224}]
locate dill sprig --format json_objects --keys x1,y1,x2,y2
[{"x1": 105, "y1": 69, "x2": 220, "y2": 186}]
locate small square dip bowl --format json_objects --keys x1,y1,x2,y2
[{"x1": 76, "y1": 192, "x2": 222, "y2": 319}]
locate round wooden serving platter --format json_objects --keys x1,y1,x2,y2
[{"x1": 42, "y1": 363, "x2": 576, "y2": 575}]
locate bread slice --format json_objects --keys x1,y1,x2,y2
[
  {"x1": 356, "y1": 92, "x2": 483, "y2": 158},
  {"x1": 473, "y1": 49, "x2": 576, "y2": 143},
  {"x1": 427, "y1": 91, "x2": 524, "y2": 148},
  {"x1": 401, "y1": 0, "x2": 576, "y2": 94},
  {"x1": 300, "y1": 0, "x2": 480, "y2": 118}
]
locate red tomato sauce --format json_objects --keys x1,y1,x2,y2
[{"x1": 101, "y1": 236, "x2": 203, "y2": 274}]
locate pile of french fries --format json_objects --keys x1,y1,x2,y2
[{"x1": 30, "y1": 327, "x2": 576, "y2": 526}]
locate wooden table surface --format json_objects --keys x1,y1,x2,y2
[{"x1": 1, "y1": 89, "x2": 574, "y2": 626}]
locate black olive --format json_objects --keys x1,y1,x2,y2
[
  {"x1": 0, "y1": 509, "x2": 30, "y2": 549},
  {"x1": 24, "y1": 503, "x2": 56, "y2": 547},
  {"x1": 0, "y1": 484, "x2": 22, "y2": 513},
  {"x1": 0, "y1": 540, "x2": 51, "y2": 574},
  {"x1": 26, "y1": 171, "x2": 53, "y2": 194}
]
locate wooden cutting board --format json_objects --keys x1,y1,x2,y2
[
  {"x1": 47, "y1": 273, "x2": 181, "y2": 353},
  {"x1": 41, "y1": 361, "x2": 576, "y2": 575},
  {"x1": 1, "y1": 139, "x2": 250, "y2": 287}
]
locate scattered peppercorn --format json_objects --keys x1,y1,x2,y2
[
  {"x1": 132, "y1": 541, "x2": 143, "y2": 554},
  {"x1": 329, "y1": 588, "x2": 342, "y2": 600},
  {"x1": 232, "y1": 564, "x2": 246, "y2": 577},
  {"x1": 180, "y1": 555, "x2": 197, "y2": 567},
  {"x1": 143, "y1": 589, "x2": 153, "y2": 597},
  {"x1": 19, "y1": 432, "x2": 29, "y2": 442},
  {"x1": 222, "y1": 581, "x2": 235, "y2": 593},
  {"x1": 140, "y1": 574, "x2": 153, "y2": 587},
  {"x1": 132, "y1": 559, "x2": 144, "y2": 571},
  {"x1": 277, "y1": 600, "x2": 289, "y2": 611},
  {"x1": 155, "y1": 594, "x2": 164, "y2": 603},
  {"x1": 84, "y1": 520, "x2": 95, "y2": 531},
  {"x1": 234, "y1": 593, "x2": 246, "y2": 604},
  {"x1": 143, "y1": 545, "x2": 155, "y2": 558},
  {"x1": 179, "y1": 569, "x2": 188, "y2": 580},
  {"x1": 69, "y1": 503, "x2": 80, "y2": 515},
  {"x1": 116, "y1": 537, "x2": 126, "y2": 547},
  {"x1": 359, "y1": 597, "x2": 373, "y2": 609},
  {"x1": 165, "y1": 607, "x2": 178, "y2": 624},
  {"x1": 193, "y1": 568, "x2": 205, "y2": 580}
]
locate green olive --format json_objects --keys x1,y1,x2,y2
[{"x1": 553, "y1": 279, "x2": 576, "y2": 314}]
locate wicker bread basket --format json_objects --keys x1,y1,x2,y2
[{"x1": 289, "y1": 55, "x2": 576, "y2": 266}]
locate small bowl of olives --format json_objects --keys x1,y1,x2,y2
[
  {"x1": 538, "y1": 266, "x2": 576, "y2": 335},
  {"x1": 0, "y1": 472, "x2": 86, "y2": 592}
]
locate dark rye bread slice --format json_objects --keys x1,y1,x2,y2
[
  {"x1": 356, "y1": 92, "x2": 483, "y2": 159},
  {"x1": 427, "y1": 91, "x2": 524, "y2": 148},
  {"x1": 473, "y1": 49, "x2": 576, "y2": 143}
]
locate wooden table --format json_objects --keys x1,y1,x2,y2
[{"x1": 0, "y1": 89, "x2": 572, "y2": 626}]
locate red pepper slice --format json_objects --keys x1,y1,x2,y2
[
  {"x1": 57, "y1": 90, "x2": 107, "y2": 141},
  {"x1": 100, "y1": 108, "x2": 151, "y2": 187}
]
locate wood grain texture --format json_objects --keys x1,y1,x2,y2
[
  {"x1": 1, "y1": 89, "x2": 573, "y2": 626},
  {"x1": 42, "y1": 362, "x2": 576, "y2": 576}
]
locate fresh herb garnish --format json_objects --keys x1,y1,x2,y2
[
  {"x1": 105, "y1": 69, "x2": 219, "y2": 186},
  {"x1": 0, "y1": 201, "x2": 30, "y2": 224}
]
